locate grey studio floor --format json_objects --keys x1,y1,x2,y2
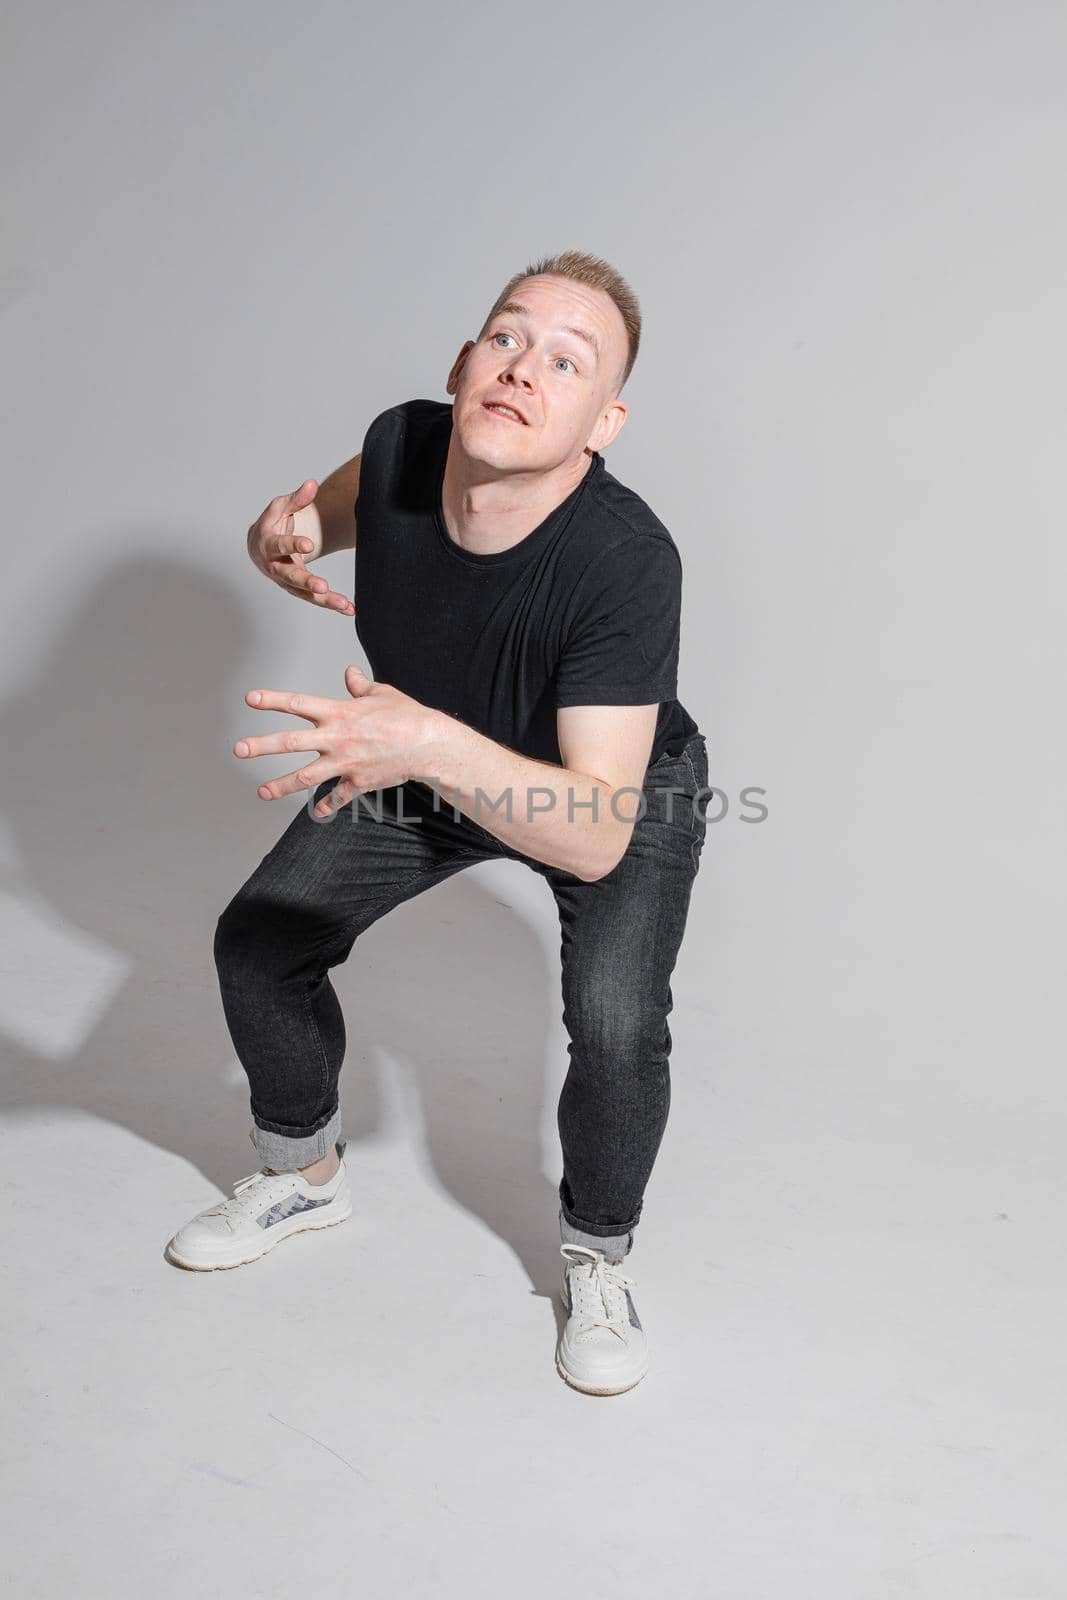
[{"x1": 4, "y1": 807, "x2": 1057, "y2": 1599}]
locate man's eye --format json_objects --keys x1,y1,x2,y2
[
  {"x1": 555, "y1": 357, "x2": 575, "y2": 373},
  {"x1": 492, "y1": 332, "x2": 515, "y2": 347}
]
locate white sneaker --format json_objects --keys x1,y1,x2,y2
[
  {"x1": 165, "y1": 1139, "x2": 352, "y2": 1271},
  {"x1": 556, "y1": 1243, "x2": 649, "y2": 1395}
]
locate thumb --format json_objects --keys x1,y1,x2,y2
[
  {"x1": 289, "y1": 478, "x2": 319, "y2": 509},
  {"x1": 345, "y1": 663, "x2": 373, "y2": 696}
]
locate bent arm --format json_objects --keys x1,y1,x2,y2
[
  {"x1": 411, "y1": 703, "x2": 660, "y2": 882},
  {"x1": 295, "y1": 451, "x2": 362, "y2": 559}
]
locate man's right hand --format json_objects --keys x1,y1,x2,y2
[{"x1": 246, "y1": 479, "x2": 356, "y2": 616}]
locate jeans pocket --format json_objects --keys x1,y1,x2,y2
[
  {"x1": 682, "y1": 739, "x2": 709, "y2": 872},
  {"x1": 644, "y1": 753, "x2": 697, "y2": 842}
]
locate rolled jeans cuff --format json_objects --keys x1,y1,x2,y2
[
  {"x1": 249, "y1": 1107, "x2": 345, "y2": 1172},
  {"x1": 559, "y1": 1207, "x2": 633, "y2": 1262}
]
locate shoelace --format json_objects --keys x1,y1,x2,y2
[
  {"x1": 199, "y1": 1167, "x2": 293, "y2": 1230},
  {"x1": 561, "y1": 1244, "x2": 638, "y2": 1340}
]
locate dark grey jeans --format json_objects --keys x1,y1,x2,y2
[{"x1": 213, "y1": 729, "x2": 708, "y2": 1260}]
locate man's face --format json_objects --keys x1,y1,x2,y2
[{"x1": 446, "y1": 274, "x2": 629, "y2": 474}]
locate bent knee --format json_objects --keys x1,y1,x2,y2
[
  {"x1": 213, "y1": 889, "x2": 352, "y2": 983},
  {"x1": 563, "y1": 992, "x2": 670, "y2": 1064}
]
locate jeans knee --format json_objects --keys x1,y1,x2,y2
[
  {"x1": 212, "y1": 894, "x2": 286, "y2": 985},
  {"x1": 213, "y1": 900, "x2": 251, "y2": 984},
  {"x1": 563, "y1": 990, "x2": 669, "y2": 1069},
  {"x1": 214, "y1": 890, "x2": 354, "y2": 991}
]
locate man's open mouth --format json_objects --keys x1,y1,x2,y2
[{"x1": 482, "y1": 401, "x2": 528, "y2": 425}]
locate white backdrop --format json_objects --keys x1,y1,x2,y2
[{"x1": 3, "y1": 3, "x2": 1064, "y2": 1595}]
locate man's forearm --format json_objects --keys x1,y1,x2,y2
[
  {"x1": 297, "y1": 453, "x2": 361, "y2": 558},
  {"x1": 411, "y1": 711, "x2": 634, "y2": 882}
]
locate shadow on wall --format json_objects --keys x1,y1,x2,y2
[{"x1": 0, "y1": 554, "x2": 559, "y2": 1277}]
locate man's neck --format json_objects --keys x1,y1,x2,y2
[{"x1": 439, "y1": 442, "x2": 593, "y2": 557}]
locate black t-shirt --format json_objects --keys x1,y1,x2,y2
[{"x1": 352, "y1": 398, "x2": 700, "y2": 768}]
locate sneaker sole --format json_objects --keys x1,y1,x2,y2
[
  {"x1": 165, "y1": 1194, "x2": 352, "y2": 1272},
  {"x1": 555, "y1": 1350, "x2": 649, "y2": 1396}
]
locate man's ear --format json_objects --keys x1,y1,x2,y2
[
  {"x1": 588, "y1": 399, "x2": 628, "y2": 454},
  {"x1": 446, "y1": 340, "x2": 475, "y2": 395}
]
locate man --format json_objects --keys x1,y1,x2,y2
[{"x1": 166, "y1": 250, "x2": 708, "y2": 1397}]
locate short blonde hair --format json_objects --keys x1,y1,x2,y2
[{"x1": 478, "y1": 248, "x2": 641, "y2": 395}]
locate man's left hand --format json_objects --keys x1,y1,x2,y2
[{"x1": 233, "y1": 664, "x2": 438, "y2": 816}]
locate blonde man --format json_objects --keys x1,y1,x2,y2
[{"x1": 167, "y1": 250, "x2": 709, "y2": 1396}]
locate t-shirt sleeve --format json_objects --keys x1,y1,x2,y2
[{"x1": 554, "y1": 535, "x2": 682, "y2": 708}]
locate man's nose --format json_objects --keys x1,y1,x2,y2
[{"x1": 502, "y1": 348, "x2": 537, "y2": 387}]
